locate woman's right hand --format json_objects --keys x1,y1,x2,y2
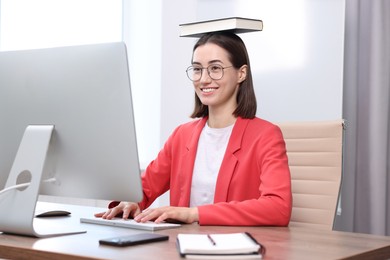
[{"x1": 94, "y1": 201, "x2": 141, "y2": 220}]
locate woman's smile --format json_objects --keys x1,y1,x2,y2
[{"x1": 200, "y1": 87, "x2": 218, "y2": 93}]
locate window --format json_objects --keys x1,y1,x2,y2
[{"x1": 0, "y1": 0, "x2": 122, "y2": 51}]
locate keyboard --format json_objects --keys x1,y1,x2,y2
[{"x1": 80, "y1": 217, "x2": 181, "y2": 231}]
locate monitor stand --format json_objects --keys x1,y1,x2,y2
[{"x1": 0, "y1": 125, "x2": 86, "y2": 237}]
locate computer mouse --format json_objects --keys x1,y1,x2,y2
[{"x1": 35, "y1": 210, "x2": 71, "y2": 217}]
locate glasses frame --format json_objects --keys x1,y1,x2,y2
[{"x1": 186, "y1": 64, "x2": 233, "y2": 81}]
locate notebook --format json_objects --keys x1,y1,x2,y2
[
  {"x1": 80, "y1": 217, "x2": 181, "y2": 231},
  {"x1": 176, "y1": 232, "x2": 263, "y2": 259}
]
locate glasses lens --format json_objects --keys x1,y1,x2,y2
[
  {"x1": 207, "y1": 65, "x2": 223, "y2": 80},
  {"x1": 186, "y1": 66, "x2": 202, "y2": 81}
]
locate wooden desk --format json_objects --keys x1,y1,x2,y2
[{"x1": 0, "y1": 202, "x2": 390, "y2": 260}]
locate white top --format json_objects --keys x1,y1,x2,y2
[{"x1": 190, "y1": 123, "x2": 234, "y2": 207}]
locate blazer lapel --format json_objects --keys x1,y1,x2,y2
[
  {"x1": 214, "y1": 117, "x2": 249, "y2": 203},
  {"x1": 178, "y1": 117, "x2": 208, "y2": 206}
]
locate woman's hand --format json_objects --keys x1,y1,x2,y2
[
  {"x1": 94, "y1": 201, "x2": 141, "y2": 220},
  {"x1": 134, "y1": 206, "x2": 199, "y2": 224}
]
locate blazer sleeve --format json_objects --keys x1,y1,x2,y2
[{"x1": 137, "y1": 134, "x2": 175, "y2": 210}]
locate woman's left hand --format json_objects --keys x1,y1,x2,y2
[{"x1": 134, "y1": 206, "x2": 199, "y2": 224}]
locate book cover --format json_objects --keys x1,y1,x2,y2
[{"x1": 179, "y1": 17, "x2": 263, "y2": 37}]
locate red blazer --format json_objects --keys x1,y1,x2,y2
[{"x1": 139, "y1": 117, "x2": 292, "y2": 226}]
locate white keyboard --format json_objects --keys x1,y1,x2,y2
[{"x1": 80, "y1": 217, "x2": 181, "y2": 231}]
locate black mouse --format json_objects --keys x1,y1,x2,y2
[{"x1": 35, "y1": 210, "x2": 71, "y2": 217}]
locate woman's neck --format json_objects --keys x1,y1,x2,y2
[
  {"x1": 207, "y1": 101, "x2": 238, "y2": 128},
  {"x1": 207, "y1": 113, "x2": 237, "y2": 128}
]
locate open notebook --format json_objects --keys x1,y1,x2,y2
[{"x1": 80, "y1": 217, "x2": 181, "y2": 231}]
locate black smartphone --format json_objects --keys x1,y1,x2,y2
[{"x1": 99, "y1": 233, "x2": 169, "y2": 247}]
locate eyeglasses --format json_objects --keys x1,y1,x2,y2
[{"x1": 186, "y1": 64, "x2": 233, "y2": 81}]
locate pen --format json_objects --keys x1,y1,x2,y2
[{"x1": 207, "y1": 234, "x2": 216, "y2": 246}]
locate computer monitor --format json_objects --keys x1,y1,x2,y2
[{"x1": 0, "y1": 42, "x2": 143, "y2": 237}]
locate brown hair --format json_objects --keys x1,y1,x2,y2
[{"x1": 190, "y1": 32, "x2": 257, "y2": 119}]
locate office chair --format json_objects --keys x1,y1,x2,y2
[{"x1": 276, "y1": 119, "x2": 345, "y2": 230}]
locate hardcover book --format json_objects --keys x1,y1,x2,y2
[{"x1": 179, "y1": 17, "x2": 263, "y2": 37}]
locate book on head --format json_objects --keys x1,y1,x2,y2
[
  {"x1": 179, "y1": 17, "x2": 263, "y2": 38},
  {"x1": 176, "y1": 232, "x2": 264, "y2": 259}
]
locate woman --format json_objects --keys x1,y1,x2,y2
[{"x1": 96, "y1": 32, "x2": 292, "y2": 226}]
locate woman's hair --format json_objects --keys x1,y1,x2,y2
[{"x1": 190, "y1": 32, "x2": 257, "y2": 119}]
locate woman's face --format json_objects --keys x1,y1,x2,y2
[{"x1": 192, "y1": 43, "x2": 246, "y2": 114}]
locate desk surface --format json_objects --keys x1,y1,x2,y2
[{"x1": 0, "y1": 202, "x2": 390, "y2": 260}]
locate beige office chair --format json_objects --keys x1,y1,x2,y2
[{"x1": 276, "y1": 119, "x2": 344, "y2": 230}]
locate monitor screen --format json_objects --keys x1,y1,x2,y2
[{"x1": 0, "y1": 42, "x2": 143, "y2": 203}]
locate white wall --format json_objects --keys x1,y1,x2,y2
[
  {"x1": 123, "y1": 0, "x2": 197, "y2": 169},
  {"x1": 123, "y1": 0, "x2": 163, "y2": 170},
  {"x1": 194, "y1": 0, "x2": 345, "y2": 121},
  {"x1": 125, "y1": 0, "x2": 345, "y2": 206}
]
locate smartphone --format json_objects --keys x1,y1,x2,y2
[{"x1": 99, "y1": 233, "x2": 169, "y2": 247}]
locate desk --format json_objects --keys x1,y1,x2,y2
[{"x1": 0, "y1": 202, "x2": 390, "y2": 260}]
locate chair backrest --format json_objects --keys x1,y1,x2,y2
[{"x1": 276, "y1": 119, "x2": 344, "y2": 230}]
